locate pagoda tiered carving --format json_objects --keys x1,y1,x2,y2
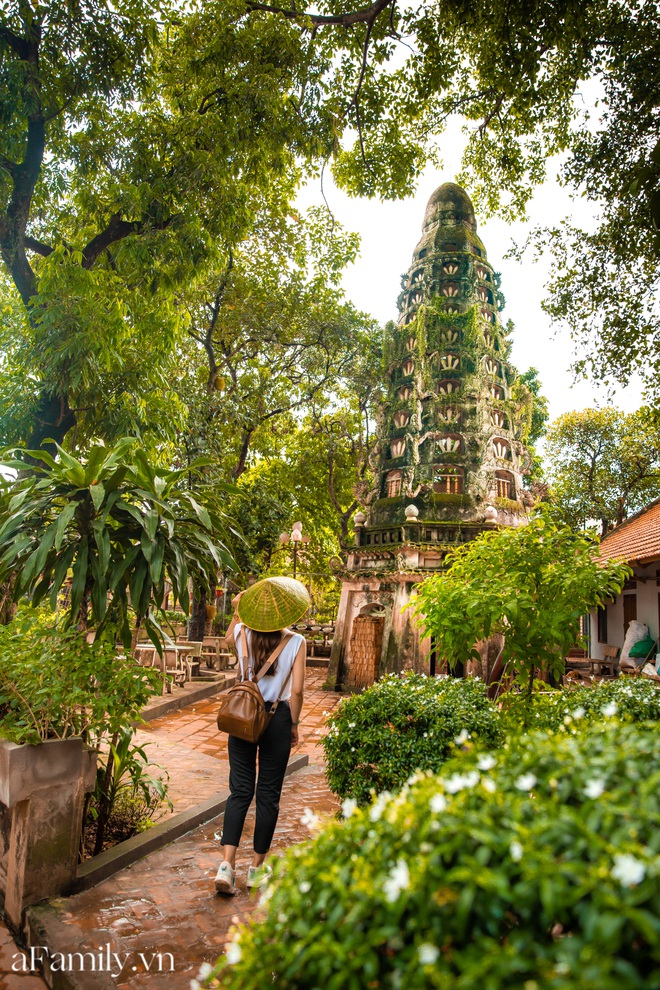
[{"x1": 326, "y1": 183, "x2": 534, "y2": 691}]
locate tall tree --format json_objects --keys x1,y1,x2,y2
[
  {"x1": 0, "y1": 0, "x2": 325, "y2": 449},
  {"x1": 178, "y1": 207, "x2": 379, "y2": 480},
  {"x1": 545, "y1": 407, "x2": 660, "y2": 534}
]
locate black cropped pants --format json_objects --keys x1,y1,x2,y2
[{"x1": 221, "y1": 701, "x2": 292, "y2": 854}]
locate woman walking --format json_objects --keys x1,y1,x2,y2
[{"x1": 214, "y1": 576, "x2": 309, "y2": 895}]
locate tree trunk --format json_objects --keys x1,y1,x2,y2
[
  {"x1": 189, "y1": 585, "x2": 207, "y2": 641},
  {"x1": 26, "y1": 391, "x2": 76, "y2": 453},
  {"x1": 0, "y1": 577, "x2": 16, "y2": 625}
]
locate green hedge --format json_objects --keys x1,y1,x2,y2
[
  {"x1": 503, "y1": 677, "x2": 660, "y2": 734},
  {"x1": 205, "y1": 722, "x2": 660, "y2": 990},
  {"x1": 321, "y1": 673, "x2": 503, "y2": 804},
  {"x1": 322, "y1": 676, "x2": 660, "y2": 805}
]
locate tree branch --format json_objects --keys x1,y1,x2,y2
[
  {"x1": 0, "y1": 24, "x2": 29, "y2": 59},
  {"x1": 245, "y1": 0, "x2": 393, "y2": 28},
  {"x1": 24, "y1": 235, "x2": 54, "y2": 256},
  {"x1": 0, "y1": 154, "x2": 18, "y2": 177},
  {"x1": 81, "y1": 210, "x2": 178, "y2": 269},
  {"x1": 203, "y1": 249, "x2": 234, "y2": 391}
]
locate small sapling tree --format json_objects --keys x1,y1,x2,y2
[{"x1": 408, "y1": 511, "x2": 631, "y2": 719}]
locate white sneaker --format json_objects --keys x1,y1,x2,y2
[
  {"x1": 214, "y1": 861, "x2": 236, "y2": 895},
  {"x1": 246, "y1": 864, "x2": 272, "y2": 889}
]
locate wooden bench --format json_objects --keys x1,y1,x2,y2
[
  {"x1": 200, "y1": 636, "x2": 238, "y2": 671},
  {"x1": 565, "y1": 644, "x2": 618, "y2": 682}
]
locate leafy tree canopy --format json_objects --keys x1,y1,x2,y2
[
  {"x1": 545, "y1": 407, "x2": 660, "y2": 534},
  {"x1": 3, "y1": 0, "x2": 656, "y2": 453},
  {"x1": 175, "y1": 207, "x2": 380, "y2": 481},
  {"x1": 0, "y1": 0, "x2": 320, "y2": 448}
]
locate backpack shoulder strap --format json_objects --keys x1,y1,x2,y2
[
  {"x1": 254, "y1": 632, "x2": 292, "y2": 682},
  {"x1": 269, "y1": 633, "x2": 302, "y2": 713}
]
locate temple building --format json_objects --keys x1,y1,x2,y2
[{"x1": 326, "y1": 182, "x2": 534, "y2": 691}]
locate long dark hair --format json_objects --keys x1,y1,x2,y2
[{"x1": 248, "y1": 629, "x2": 283, "y2": 676}]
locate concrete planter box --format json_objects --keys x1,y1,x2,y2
[{"x1": 0, "y1": 737, "x2": 96, "y2": 929}]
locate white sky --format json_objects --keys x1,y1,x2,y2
[{"x1": 296, "y1": 122, "x2": 641, "y2": 427}]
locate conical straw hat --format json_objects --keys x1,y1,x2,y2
[{"x1": 238, "y1": 576, "x2": 310, "y2": 632}]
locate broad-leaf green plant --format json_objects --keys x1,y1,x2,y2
[
  {"x1": 0, "y1": 438, "x2": 236, "y2": 650},
  {"x1": 88, "y1": 725, "x2": 172, "y2": 856}
]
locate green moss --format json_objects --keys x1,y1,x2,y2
[
  {"x1": 371, "y1": 497, "x2": 405, "y2": 509},
  {"x1": 428, "y1": 493, "x2": 473, "y2": 508},
  {"x1": 494, "y1": 496, "x2": 523, "y2": 512}
]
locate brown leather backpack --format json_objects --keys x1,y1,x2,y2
[{"x1": 216, "y1": 627, "x2": 293, "y2": 743}]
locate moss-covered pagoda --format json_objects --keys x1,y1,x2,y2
[{"x1": 326, "y1": 182, "x2": 535, "y2": 691}]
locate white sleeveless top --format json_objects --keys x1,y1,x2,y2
[{"x1": 235, "y1": 624, "x2": 303, "y2": 703}]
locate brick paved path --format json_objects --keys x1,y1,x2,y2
[
  {"x1": 32, "y1": 668, "x2": 344, "y2": 987},
  {"x1": 0, "y1": 921, "x2": 48, "y2": 989},
  {"x1": 133, "y1": 668, "x2": 339, "y2": 817}
]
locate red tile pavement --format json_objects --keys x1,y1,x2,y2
[
  {"x1": 49, "y1": 764, "x2": 338, "y2": 988},
  {"x1": 22, "y1": 668, "x2": 346, "y2": 987},
  {"x1": 129, "y1": 667, "x2": 341, "y2": 817},
  {"x1": 0, "y1": 919, "x2": 48, "y2": 988}
]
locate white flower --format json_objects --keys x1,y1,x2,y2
[
  {"x1": 583, "y1": 778, "x2": 605, "y2": 799},
  {"x1": 197, "y1": 963, "x2": 213, "y2": 981},
  {"x1": 482, "y1": 778, "x2": 496, "y2": 793},
  {"x1": 370, "y1": 792, "x2": 392, "y2": 822},
  {"x1": 612, "y1": 853, "x2": 646, "y2": 887},
  {"x1": 602, "y1": 702, "x2": 618, "y2": 717},
  {"x1": 225, "y1": 943, "x2": 242, "y2": 965},
  {"x1": 191, "y1": 981, "x2": 201, "y2": 990},
  {"x1": 444, "y1": 771, "x2": 480, "y2": 793},
  {"x1": 348, "y1": 722, "x2": 356, "y2": 728},
  {"x1": 477, "y1": 754, "x2": 496, "y2": 771},
  {"x1": 342, "y1": 798, "x2": 358, "y2": 818},
  {"x1": 454, "y1": 729, "x2": 470, "y2": 745},
  {"x1": 572, "y1": 706, "x2": 585, "y2": 719},
  {"x1": 515, "y1": 773, "x2": 537, "y2": 791},
  {"x1": 418, "y1": 944, "x2": 440, "y2": 965},
  {"x1": 299, "y1": 880, "x2": 312, "y2": 893},
  {"x1": 429, "y1": 793, "x2": 447, "y2": 813},
  {"x1": 301, "y1": 807, "x2": 321, "y2": 830},
  {"x1": 509, "y1": 840, "x2": 524, "y2": 862},
  {"x1": 383, "y1": 859, "x2": 410, "y2": 903},
  {"x1": 259, "y1": 884, "x2": 275, "y2": 906}
]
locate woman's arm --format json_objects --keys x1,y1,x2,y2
[
  {"x1": 224, "y1": 593, "x2": 243, "y2": 648},
  {"x1": 289, "y1": 637, "x2": 306, "y2": 745}
]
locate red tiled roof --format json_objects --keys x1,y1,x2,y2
[{"x1": 599, "y1": 498, "x2": 660, "y2": 565}]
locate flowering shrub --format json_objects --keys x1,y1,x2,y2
[
  {"x1": 502, "y1": 677, "x2": 660, "y2": 734},
  {"x1": 321, "y1": 673, "x2": 503, "y2": 804},
  {"x1": 205, "y1": 722, "x2": 660, "y2": 990}
]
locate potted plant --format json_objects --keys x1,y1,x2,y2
[{"x1": 0, "y1": 608, "x2": 160, "y2": 927}]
